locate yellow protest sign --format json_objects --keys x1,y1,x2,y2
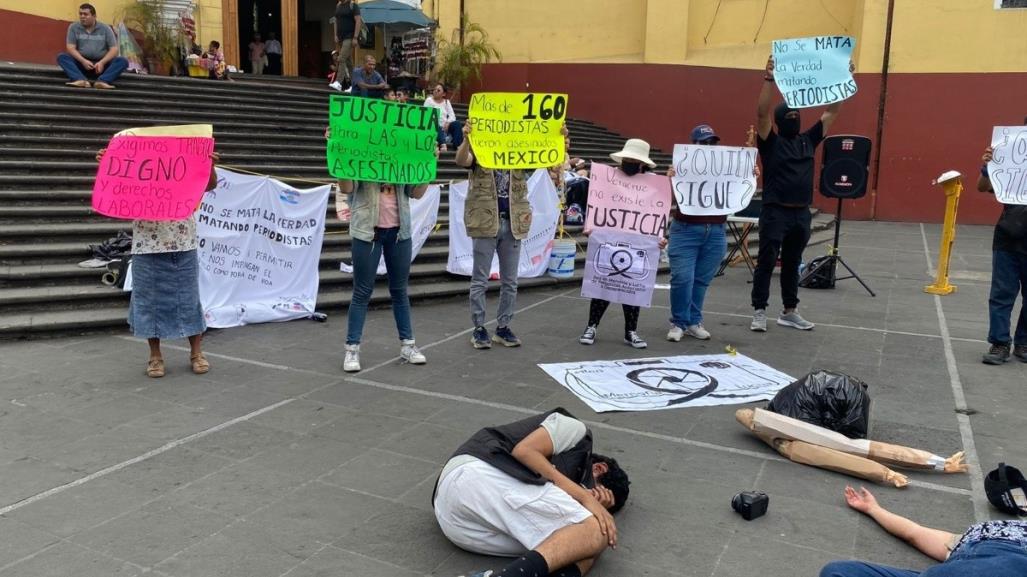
[
  {"x1": 114, "y1": 124, "x2": 214, "y2": 138},
  {"x1": 468, "y1": 92, "x2": 568, "y2": 169}
]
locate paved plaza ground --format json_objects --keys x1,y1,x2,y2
[{"x1": 0, "y1": 221, "x2": 1023, "y2": 577}]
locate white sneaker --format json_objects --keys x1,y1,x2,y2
[
  {"x1": 685, "y1": 324, "x2": 711, "y2": 340},
  {"x1": 777, "y1": 311, "x2": 815, "y2": 330},
  {"x1": 329, "y1": 81, "x2": 342, "y2": 91},
  {"x1": 343, "y1": 344, "x2": 361, "y2": 372},
  {"x1": 750, "y1": 309, "x2": 768, "y2": 332},
  {"x1": 667, "y1": 325, "x2": 684, "y2": 342},
  {"x1": 400, "y1": 340, "x2": 426, "y2": 364}
]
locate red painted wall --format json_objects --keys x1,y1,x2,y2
[
  {"x1": 468, "y1": 63, "x2": 1027, "y2": 224},
  {"x1": 0, "y1": 10, "x2": 69, "y2": 65}
]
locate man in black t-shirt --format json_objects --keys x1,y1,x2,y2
[
  {"x1": 750, "y1": 55, "x2": 844, "y2": 333},
  {"x1": 333, "y1": 0, "x2": 362, "y2": 85},
  {"x1": 977, "y1": 119, "x2": 1027, "y2": 365}
]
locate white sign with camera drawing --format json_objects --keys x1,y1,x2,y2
[{"x1": 581, "y1": 228, "x2": 660, "y2": 307}]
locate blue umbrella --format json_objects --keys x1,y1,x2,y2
[{"x1": 358, "y1": 0, "x2": 435, "y2": 26}]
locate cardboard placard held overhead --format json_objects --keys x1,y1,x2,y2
[
  {"x1": 92, "y1": 134, "x2": 215, "y2": 221},
  {"x1": 987, "y1": 126, "x2": 1027, "y2": 205},
  {"x1": 327, "y1": 95, "x2": 438, "y2": 183},
  {"x1": 772, "y1": 36, "x2": 857, "y2": 109},
  {"x1": 672, "y1": 144, "x2": 758, "y2": 216},
  {"x1": 468, "y1": 92, "x2": 568, "y2": 169}
]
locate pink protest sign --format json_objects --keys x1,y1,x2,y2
[
  {"x1": 92, "y1": 135, "x2": 215, "y2": 221},
  {"x1": 584, "y1": 163, "x2": 671, "y2": 236}
]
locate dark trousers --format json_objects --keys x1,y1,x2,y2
[
  {"x1": 438, "y1": 121, "x2": 464, "y2": 148},
  {"x1": 751, "y1": 204, "x2": 812, "y2": 310},
  {"x1": 565, "y1": 179, "x2": 589, "y2": 210},
  {"x1": 266, "y1": 53, "x2": 282, "y2": 75},
  {"x1": 56, "y1": 53, "x2": 128, "y2": 84},
  {"x1": 988, "y1": 249, "x2": 1027, "y2": 346}
]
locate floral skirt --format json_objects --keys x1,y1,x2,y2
[{"x1": 128, "y1": 250, "x2": 206, "y2": 339}]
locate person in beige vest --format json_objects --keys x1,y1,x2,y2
[{"x1": 455, "y1": 123, "x2": 533, "y2": 349}]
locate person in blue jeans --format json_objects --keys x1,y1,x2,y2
[
  {"x1": 664, "y1": 124, "x2": 731, "y2": 342},
  {"x1": 978, "y1": 136, "x2": 1027, "y2": 365},
  {"x1": 58, "y1": 4, "x2": 128, "y2": 89},
  {"x1": 336, "y1": 173, "x2": 433, "y2": 372},
  {"x1": 820, "y1": 485, "x2": 1027, "y2": 577}
]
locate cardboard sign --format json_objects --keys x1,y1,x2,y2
[
  {"x1": 672, "y1": 144, "x2": 758, "y2": 216},
  {"x1": 468, "y1": 92, "x2": 568, "y2": 169},
  {"x1": 92, "y1": 135, "x2": 215, "y2": 221},
  {"x1": 327, "y1": 95, "x2": 438, "y2": 184},
  {"x1": 988, "y1": 126, "x2": 1027, "y2": 205},
  {"x1": 584, "y1": 163, "x2": 671, "y2": 236},
  {"x1": 772, "y1": 36, "x2": 857, "y2": 109},
  {"x1": 581, "y1": 228, "x2": 660, "y2": 308}
]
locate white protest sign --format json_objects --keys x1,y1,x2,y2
[
  {"x1": 772, "y1": 36, "x2": 857, "y2": 109},
  {"x1": 340, "y1": 184, "x2": 441, "y2": 274},
  {"x1": 988, "y1": 126, "x2": 1027, "y2": 205},
  {"x1": 581, "y1": 228, "x2": 660, "y2": 308},
  {"x1": 672, "y1": 144, "x2": 758, "y2": 216},
  {"x1": 538, "y1": 353, "x2": 794, "y2": 413},
  {"x1": 197, "y1": 168, "x2": 330, "y2": 328},
  {"x1": 447, "y1": 168, "x2": 561, "y2": 278}
]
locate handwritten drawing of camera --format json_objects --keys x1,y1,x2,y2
[{"x1": 595, "y1": 242, "x2": 650, "y2": 280}]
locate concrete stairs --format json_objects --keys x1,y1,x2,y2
[{"x1": 0, "y1": 64, "x2": 832, "y2": 337}]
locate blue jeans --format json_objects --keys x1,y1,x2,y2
[
  {"x1": 346, "y1": 227, "x2": 414, "y2": 345},
  {"x1": 438, "y1": 121, "x2": 464, "y2": 148},
  {"x1": 988, "y1": 250, "x2": 1027, "y2": 346},
  {"x1": 668, "y1": 220, "x2": 726, "y2": 328},
  {"x1": 57, "y1": 53, "x2": 128, "y2": 84},
  {"x1": 820, "y1": 539, "x2": 1027, "y2": 577}
]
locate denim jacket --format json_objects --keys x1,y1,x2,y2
[{"x1": 347, "y1": 182, "x2": 413, "y2": 243}]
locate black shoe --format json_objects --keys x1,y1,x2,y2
[
  {"x1": 1014, "y1": 344, "x2": 1027, "y2": 363},
  {"x1": 492, "y1": 326, "x2": 521, "y2": 347},
  {"x1": 471, "y1": 326, "x2": 492, "y2": 349},
  {"x1": 983, "y1": 343, "x2": 1011, "y2": 365}
]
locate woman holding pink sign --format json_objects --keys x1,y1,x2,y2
[
  {"x1": 578, "y1": 139, "x2": 668, "y2": 349},
  {"x1": 95, "y1": 144, "x2": 219, "y2": 379}
]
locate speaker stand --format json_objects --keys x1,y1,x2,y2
[{"x1": 800, "y1": 198, "x2": 876, "y2": 297}]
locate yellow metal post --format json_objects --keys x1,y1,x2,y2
[{"x1": 924, "y1": 172, "x2": 962, "y2": 295}]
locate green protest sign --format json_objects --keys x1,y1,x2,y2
[{"x1": 327, "y1": 95, "x2": 439, "y2": 184}]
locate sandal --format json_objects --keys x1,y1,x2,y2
[
  {"x1": 190, "y1": 353, "x2": 210, "y2": 375},
  {"x1": 146, "y1": 358, "x2": 165, "y2": 378}
]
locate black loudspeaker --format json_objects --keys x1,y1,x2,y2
[{"x1": 820, "y1": 135, "x2": 872, "y2": 199}]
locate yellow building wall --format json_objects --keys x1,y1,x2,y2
[
  {"x1": 420, "y1": 0, "x2": 1027, "y2": 74},
  {"x1": 0, "y1": 0, "x2": 223, "y2": 48},
  {"x1": 888, "y1": 0, "x2": 1027, "y2": 73}
]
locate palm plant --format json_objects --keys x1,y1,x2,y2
[
  {"x1": 120, "y1": 0, "x2": 180, "y2": 75},
  {"x1": 434, "y1": 15, "x2": 501, "y2": 97}
]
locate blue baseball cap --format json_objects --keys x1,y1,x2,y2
[{"x1": 691, "y1": 124, "x2": 720, "y2": 144}]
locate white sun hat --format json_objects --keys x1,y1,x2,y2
[{"x1": 609, "y1": 138, "x2": 656, "y2": 168}]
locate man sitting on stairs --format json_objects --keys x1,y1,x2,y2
[{"x1": 57, "y1": 3, "x2": 128, "y2": 89}]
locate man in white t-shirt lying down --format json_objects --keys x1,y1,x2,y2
[{"x1": 433, "y1": 408, "x2": 630, "y2": 577}]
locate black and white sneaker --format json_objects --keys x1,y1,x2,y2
[
  {"x1": 579, "y1": 325, "x2": 597, "y2": 345},
  {"x1": 624, "y1": 331, "x2": 648, "y2": 349}
]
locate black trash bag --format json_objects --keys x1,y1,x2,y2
[
  {"x1": 766, "y1": 369, "x2": 872, "y2": 439},
  {"x1": 799, "y1": 256, "x2": 836, "y2": 289}
]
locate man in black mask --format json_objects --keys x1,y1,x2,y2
[{"x1": 749, "y1": 55, "x2": 844, "y2": 332}]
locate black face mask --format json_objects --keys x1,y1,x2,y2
[
  {"x1": 621, "y1": 162, "x2": 642, "y2": 176},
  {"x1": 775, "y1": 103, "x2": 801, "y2": 138}
]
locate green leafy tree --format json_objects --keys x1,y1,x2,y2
[{"x1": 434, "y1": 15, "x2": 501, "y2": 97}]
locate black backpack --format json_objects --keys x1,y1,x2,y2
[{"x1": 799, "y1": 256, "x2": 836, "y2": 289}]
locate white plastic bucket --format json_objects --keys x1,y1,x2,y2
[{"x1": 548, "y1": 239, "x2": 577, "y2": 279}]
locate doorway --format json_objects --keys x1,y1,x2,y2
[{"x1": 237, "y1": 0, "x2": 281, "y2": 74}]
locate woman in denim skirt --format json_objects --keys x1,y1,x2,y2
[{"x1": 96, "y1": 148, "x2": 219, "y2": 378}]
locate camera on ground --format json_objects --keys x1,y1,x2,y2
[{"x1": 731, "y1": 491, "x2": 769, "y2": 521}]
